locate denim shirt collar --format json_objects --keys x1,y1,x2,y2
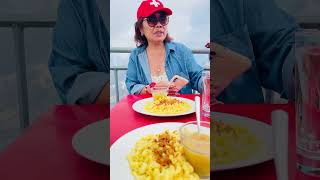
[
  {"x1": 165, "y1": 41, "x2": 176, "y2": 55},
  {"x1": 137, "y1": 42, "x2": 176, "y2": 83},
  {"x1": 137, "y1": 51, "x2": 152, "y2": 83}
]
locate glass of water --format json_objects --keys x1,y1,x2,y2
[
  {"x1": 295, "y1": 29, "x2": 320, "y2": 175},
  {"x1": 201, "y1": 71, "x2": 210, "y2": 118}
]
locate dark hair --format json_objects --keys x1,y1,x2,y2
[{"x1": 134, "y1": 18, "x2": 173, "y2": 47}]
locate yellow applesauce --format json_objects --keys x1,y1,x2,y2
[{"x1": 182, "y1": 132, "x2": 210, "y2": 177}]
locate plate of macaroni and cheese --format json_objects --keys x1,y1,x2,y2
[
  {"x1": 72, "y1": 119, "x2": 109, "y2": 165},
  {"x1": 110, "y1": 122, "x2": 210, "y2": 180},
  {"x1": 211, "y1": 112, "x2": 273, "y2": 171},
  {"x1": 132, "y1": 95, "x2": 195, "y2": 117}
]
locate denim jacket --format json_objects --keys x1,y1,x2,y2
[
  {"x1": 125, "y1": 42, "x2": 204, "y2": 94},
  {"x1": 212, "y1": 0, "x2": 299, "y2": 103},
  {"x1": 48, "y1": 0, "x2": 109, "y2": 104}
]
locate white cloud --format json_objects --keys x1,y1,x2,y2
[{"x1": 169, "y1": 15, "x2": 193, "y2": 41}]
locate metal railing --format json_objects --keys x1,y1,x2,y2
[
  {"x1": 0, "y1": 21, "x2": 56, "y2": 132},
  {"x1": 111, "y1": 47, "x2": 210, "y2": 54}
]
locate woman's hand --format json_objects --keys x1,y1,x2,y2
[
  {"x1": 205, "y1": 42, "x2": 215, "y2": 61},
  {"x1": 95, "y1": 82, "x2": 110, "y2": 104},
  {"x1": 211, "y1": 98, "x2": 224, "y2": 105},
  {"x1": 151, "y1": 81, "x2": 180, "y2": 95},
  {"x1": 212, "y1": 78, "x2": 232, "y2": 98},
  {"x1": 140, "y1": 85, "x2": 152, "y2": 94},
  {"x1": 168, "y1": 82, "x2": 180, "y2": 95},
  {"x1": 154, "y1": 81, "x2": 169, "y2": 87},
  {"x1": 207, "y1": 42, "x2": 230, "y2": 97},
  {"x1": 140, "y1": 81, "x2": 170, "y2": 95},
  {"x1": 206, "y1": 41, "x2": 251, "y2": 97},
  {"x1": 154, "y1": 81, "x2": 180, "y2": 95}
]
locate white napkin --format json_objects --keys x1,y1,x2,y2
[{"x1": 272, "y1": 110, "x2": 289, "y2": 180}]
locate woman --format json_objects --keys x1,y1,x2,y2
[{"x1": 125, "y1": 0, "x2": 203, "y2": 95}]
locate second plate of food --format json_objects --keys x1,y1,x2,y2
[
  {"x1": 132, "y1": 97, "x2": 195, "y2": 117},
  {"x1": 212, "y1": 112, "x2": 273, "y2": 171},
  {"x1": 110, "y1": 122, "x2": 210, "y2": 180},
  {"x1": 72, "y1": 119, "x2": 109, "y2": 165}
]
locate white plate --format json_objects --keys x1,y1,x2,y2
[
  {"x1": 110, "y1": 122, "x2": 210, "y2": 180},
  {"x1": 212, "y1": 112, "x2": 273, "y2": 171},
  {"x1": 132, "y1": 97, "x2": 195, "y2": 117},
  {"x1": 72, "y1": 119, "x2": 109, "y2": 165}
]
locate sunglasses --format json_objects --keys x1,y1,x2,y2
[{"x1": 144, "y1": 15, "x2": 169, "y2": 27}]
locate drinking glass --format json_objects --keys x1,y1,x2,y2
[
  {"x1": 202, "y1": 71, "x2": 210, "y2": 118},
  {"x1": 295, "y1": 29, "x2": 320, "y2": 175}
]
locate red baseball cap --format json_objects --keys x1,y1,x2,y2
[{"x1": 137, "y1": 0, "x2": 173, "y2": 20}]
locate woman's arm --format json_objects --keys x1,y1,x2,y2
[
  {"x1": 245, "y1": 0, "x2": 299, "y2": 100},
  {"x1": 182, "y1": 45, "x2": 204, "y2": 93},
  {"x1": 95, "y1": 82, "x2": 110, "y2": 104},
  {"x1": 125, "y1": 53, "x2": 148, "y2": 94},
  {"x1": 48, "y1": 0, "x2": 109, "y2": 104}
]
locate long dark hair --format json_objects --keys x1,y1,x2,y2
[{"x1": 134, "y1": 18, "x2": 173, "y2": 47}]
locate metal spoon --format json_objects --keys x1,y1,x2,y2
[{"x1": 195, "y1": 96, "x2": 201, "y2": 133}]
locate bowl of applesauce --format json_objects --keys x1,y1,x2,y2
[{"x1": 179, "y1": 121, "x2": 210, "y2": 178}]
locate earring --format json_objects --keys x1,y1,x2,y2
[{"x1": 141, "y1": 32, "x2": 144, "y2": 36}]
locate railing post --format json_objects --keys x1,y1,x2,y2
[
  {"x1": 114, "y1": 70, "x2": 120, "y2": 103},
  {"x1": 12, "y1": 23, "x2": 29, "y2": 130}
]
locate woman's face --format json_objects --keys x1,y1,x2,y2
[{"x1": 140, "y1": 11, "x2": 169, "y2": 44}]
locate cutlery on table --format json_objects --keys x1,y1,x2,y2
[{"x1": 272, "y1": 110, "x2": 289, "y2": 180}]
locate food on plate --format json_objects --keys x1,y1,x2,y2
[
  {"x1": 212, "y1": 120, "x2": 262, "y2": 165},
  {"x1": 152, "y1": 90, "x2": 168, "y2": 101},
  {"x1": 144, "y1": 94, "x2": 192, "y2": 115},
  {"x1": 181, "y1": 130, "x2": 210, "y2": 177},
  {"x1": 127, "y1": 130, "x2": 199, "y2": 180}
]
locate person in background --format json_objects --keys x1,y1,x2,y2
[
  {"x1": 125, "y1": 0, "x2": 204, "y2": 95},
  {"x1": 210, "y1": 0, "x2": 300, "y2": 103},
  {"x1": 49, "y1": 0, "x2": 109, "y2": 104}
]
